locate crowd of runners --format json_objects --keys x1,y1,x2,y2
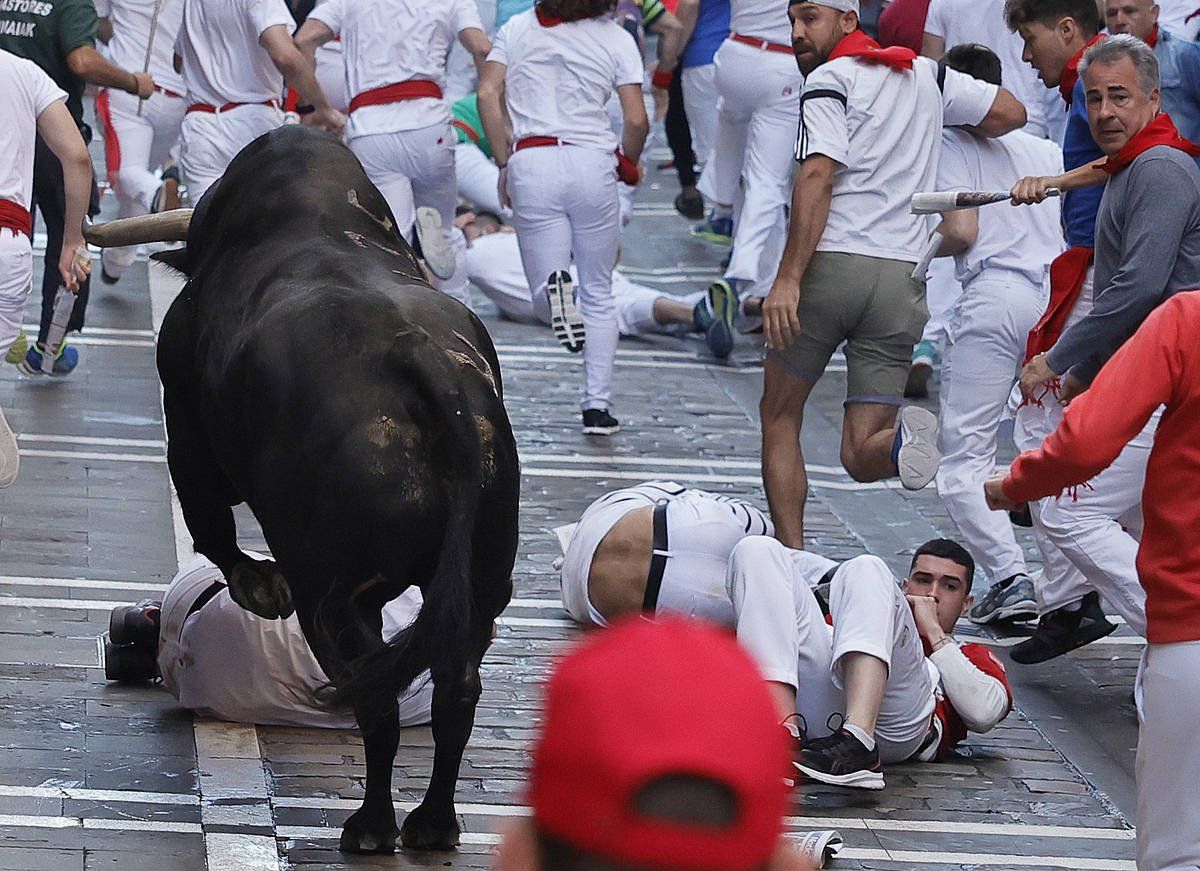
[{"x1": 2, "y1": 0, "x2": 1200, "y2": 866}]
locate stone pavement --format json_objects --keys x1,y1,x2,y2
[{"x1": 0, "y1": 131, "x2": 1143, "y2": 869}]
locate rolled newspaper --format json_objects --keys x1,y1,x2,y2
[
  {"x1": 41, "y1": 287, "x2": 76, "y2": 374},
  {"x1": 794, "y1": 830, "x2": 844, "y2": 867},
  {"x1": 910, "y1": 188, "x2": 1061, "y2": 214}
]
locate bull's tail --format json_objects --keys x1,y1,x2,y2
[{"x1": 330, "y1": 326, "x2": 484, "y2": 711}]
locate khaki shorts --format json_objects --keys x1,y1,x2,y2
[{"x1": 771, "y1": 251, "x2": 927, "y2": 403}]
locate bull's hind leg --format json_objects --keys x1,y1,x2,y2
[
  {"x1": 340, "y1": 698, "x2": 402, "y2": 853},
  {"x1": 399, "y1": 629, "x2": 489, "y2": 850}
]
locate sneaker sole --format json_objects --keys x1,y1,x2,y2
[
  {"x1": 0, "y1": 405, "x2": 19, "y2": 489},
  {"x1": 414, "y1": 207, "x2": 457, "y2": 280},
  {"x1": 793, "y1": 761, "x2": 885, "y2": 790},
  {"x1": 705, "y1": 281, "x2": 736, "y2": 359},
  {"x1": 1009, "y1": 619, "x2": 1119, "y2": 665},
  {"x1": 969, "y1": 598, "x2": 1040, "y2": 625},
  {"x1": 582, "y1": 423, "x2": 619, "y2": 436},
  {"x1": 896, "y1": 405, "x2": 939, "y2": 490},
  {"x1": 689, "y1": 228, "x2": 733, "y2": 246},
  {"x1": 547, "y1": 271, "x2": 585, "y2": 353}
]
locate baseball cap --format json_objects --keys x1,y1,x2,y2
[{"x1": 529, "y1": 617, "x2": 788, "y2": 871}]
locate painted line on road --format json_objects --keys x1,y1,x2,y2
[
  {"x1": 18, "y1": 433, "x2": 165, "y2": 449},
  {"x1": 18, "y1": 448, "x2": 166, "y2": 464},
  {"x1": 520, "y1": 465, "x2": 896, "y2": 491},
  {"x1": 0, "y1": 784, "x2": 197, "y2": 806},
  {"x1": 0, "y1": 575, "x2": 167, "y2": 593},
  {"x1": 498, "y1": 352, "x2": 757, "y2": 374},
  {"x1": 0, "y1": 813, "x2": 201, "y2": 835},
  {"x1": 519, "y1": 452, "x2": 845, "y2": 476},
  {"x1": 495, "y1": 343, "x2": 705, "y2": 360},
  {"x1": 22, "y1": 323, "x2": 156, "y2": 339}
]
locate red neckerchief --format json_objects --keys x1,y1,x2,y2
[
  {"x1": 828, "y1": 29, "x2": 916, "y2": 71},
  {"x1": 535, "y1": 6, "x2": 564, "y2": 26},
  {"x1": 1059, "y1": 33, "x2": 1106, "y2": 106},
  {"x1": 1099, "y1": 112, "x2": 1200, "y2": 174},
  {"x1": 1023, "y1": 246, "x2": 1094, "y2": 368},
  {"x1": 1147, "y1": 24, "x2": 1159, "y2": 47}
]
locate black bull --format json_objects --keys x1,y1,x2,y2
[{"x1": 155, "y1": 127, "x2": 520, "y2": 852}]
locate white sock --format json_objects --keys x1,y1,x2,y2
[{"x1": 843, "y1": 722, "x2": 876, "y2": 751}]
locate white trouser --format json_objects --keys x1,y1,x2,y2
[
  {"x1": 559, "y1": 486, "x2": 772, "y2": 627},
  {"x1": 936, "y1": 268, "x2": 1047, "y2": 583},
  {"x1": 681, "y1": 62, "x2": 719, "y2": 169},
  {"x1": 454, "y1": 143, "x2": 507, "y2": 215},
  {"x1": 917, "y1": 257, "x2": 962, "y2": 353},
  {"x1": 698, "y1": 39, "x2": 801, "y2": 296},
  {"x1": 158, "y1": 555, "x2": 432, "y2": 728},
  {"x1": 726, "y1": 541, "x2": 935, "y2": 761},
  {"x1": 181, "y1": 103, "x2": 283, "y2": 204},
  {"x1": 506, "y1": 144, "x2": 621, "y2": 411},
  {"x1": 1136, "y1": 641, "x2": 1200, "y2": 870},
  {"x1": 0, "y1": 229, "x2": 33, "y2": 353},
  {"x1": 349, "y1": 124, "x2": 468, "y2": 303},
  {"x1": 96, "y1": 87, "x2": 186, "y2": 278}
]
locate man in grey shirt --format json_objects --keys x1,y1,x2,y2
[{"x1": 1021, "y1": 33, "x2": 1200, "y2": 401}]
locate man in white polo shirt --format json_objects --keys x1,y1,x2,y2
[
  {"x1": 94, "y1": 0, "x2": 186, "y2": 284},
  {"x1": 930, "y1": 43, "x2": 1063, "y2": 613},
  {"x1": 760, "y1": 0, "x2": 1026, "y2": 547},
  {"x1": 177, "y1": 0, "x2": 342, "y2": 203},
  {"x1": 295, "y1": 0, "x2": 491, "y2": 305}
]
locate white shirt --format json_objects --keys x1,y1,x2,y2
[
  {"x1": 94, "y1": 0, "x2": 186, "y2": 96},
  {"x1": 799, "y1": 56, "x2": 997, "y2": 262},
  {"x1": 310, "y1": 0, "x2": 482, "y2": 137},
  {"x1": 0, "y1": 49, "x2": 67, "y2": 210},
  {"x1": 177, "y1": 0, "x2": 294, "y2": 107},
  {"x1": 729, "y1": 0, "x2": 792, "y2": 44},
  {"x1": 1157, "y1": 0, "x2": 1200, "y2": 40},
  {"x1": 924, "y1": 0, "x2": 1064, "y2": 141},
  {"x1": 936, "y1": 127, "x2": 1064, "y2": 286},
  {"x1": 488, "y1": 9, "x2": 644, "y2": 152}
]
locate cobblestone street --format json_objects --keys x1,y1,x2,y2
[{"x1": 0, "y1": 131, "x2": 1143, "y2": 869}]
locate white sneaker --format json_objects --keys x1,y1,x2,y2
[
  {"x1": 896, "y1": 405, "x2": 939, "y2": 490},
  {"x1": 0, "y1": 405, "x2": 20, "y2": 488},
  {"x1": 414, "y1": 207, "x2": 457, "y2": 280},
  {"x1": 546, "y1": 270, "x2": 585, "y2": 353}
]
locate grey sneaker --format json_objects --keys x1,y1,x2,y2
[
  {"x1": 969, "y1": 573, "x2": 1039, "y2": 625},
  {"x1": 895, "y1": 405, "x2": 939, "y2": 490},
  {"x1": 414, "y1": 206, "x2": 457, "y2": 279}
]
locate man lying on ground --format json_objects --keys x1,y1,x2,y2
[{"x1": 104, "y1": 553, "x2": 432, "y2": 728}]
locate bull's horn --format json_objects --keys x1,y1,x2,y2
[{"x1": 84, "y1": 209, "x2": 193, "y2": 247}]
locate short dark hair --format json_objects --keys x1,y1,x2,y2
[
  {"x1": 910, "y1": 539, "x2": 975, "y2": 585},
  {"x1": 1004, "y1": 0, "x2": 1101, "y2": 36},
  {"x1": 944, "y1": 43, "x2": 1003, "y2": 86},
  {"x1": 536, "y1": 775, "x2": 765, "y2": 871},
  {"x1": 536, "y1": 0, "x2": 618, "y2": 21},
  {"x1": 473, "y1": 209, "x2": 504, "y2": 229}
]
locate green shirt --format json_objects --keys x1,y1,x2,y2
[
  {"x1": 0, "y1": 0, "x2": 98, "y2": 130},
  {"x1": 451, "y1": 93, "x2": 493, "y2": 161}
]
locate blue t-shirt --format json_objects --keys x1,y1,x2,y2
[
  {"x1": 494, "y1": 0, "x2": 534, "y2": 30},
  {"x1": 1062, "y1": 78, "x2": 1105, "y2": 248},
  {"x1": 681, "y1": 0, "x2": 730, "y2": 68}
]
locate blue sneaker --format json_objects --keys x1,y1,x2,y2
[
  {"x1": 969, "y1": 573, "x2": 1039, "y2": 625},
  {"x1": 17, "y1": 341, "x2": 79, "y2": 376},
  {"x1": 691, "y1": 212, "x2": 733, "y2": 246},
  {"x1": 702, "y1": 279, "x2": 738, "y2": 359}
]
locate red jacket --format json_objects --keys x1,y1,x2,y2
[{"x1": 1003, "y1": 292, "x2": 1200, "y2": 643}]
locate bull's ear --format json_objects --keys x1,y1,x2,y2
[{"x1": 151, "y1": 247, "x2": 190, "y2": 276}]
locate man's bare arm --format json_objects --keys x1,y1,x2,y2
[
  {"x1": 66, "y1": 45, "x2": 153, "y2": 96},
  {"x1": 458, "y1": 27, "x2": 492, "y2": 75},
  {"x1": 920, "y1": 32, "x2": 945, "y2": 59},
  {"x1": 37, "y1": 101, "x2": 93, "y2": 291},
  {"x1": 260, "y1": 24, "x2": 342, "y2": 133}
]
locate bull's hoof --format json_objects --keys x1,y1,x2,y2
[
  {"x1": 400, "y1": 804, "x2": 461, "y2": 851},
  {"x1": 339, "y1": 808, "x2": 400, "y2": 854},
  {"x1": 228, "y1": 558, "x2": 294, "y2": 619}
]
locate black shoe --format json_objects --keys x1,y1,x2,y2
[
  {"x1": 674, "y1": 187, "x2": 705, "y2": 220},
  {"x1": 1009, "y1": 504, "x2": 1034, "y2": 528},
  {"x1": 794, "y1": 727, "x2": 884, "y2": 789},
  {"x1": 104, "y1": 639, "x2": 160, "y2": 682},
  {"x1": 582, "y1": 408, "x2": 619, "y2": 436},
  {"x1": 1009, "y1": 592, "x2": 1117, "y2": 665},
  {"x1": 100, "y1": 266, "x2": 120, "y2": 285},
  {"x1": 108, "y1": 600, "x2": 162, "y2": 647}
]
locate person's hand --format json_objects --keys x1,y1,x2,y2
[
  {"x1": 58, "y1": 239, "x2": 90, "y2": 292},
  {"x1": 906, "y1": 594, "x2": 943, "y2": 644},
  {"x1": 130, "y1": 71, "x2": 155, "y2": 99},
  {"x1": 762, "y1": 279, "x2": 801, "y2": 351},
  {"x1": 984, "y1": 474, "x2": 1021, "y2": 511},
  {"x1": 307, "y1": 106, "x2": 345, "y2": 137},
  {"x1": 1010, "y1": 175, "x2": 1053, "y2": 205},
  {"x1": 1019, "y1": 353, "x2": 1058, "y2": 401},
  {"x1": 498, "y1": 165, "x2": 512, "y2": 209},
  {"x1": 1058, "y1": 371, "x2": 1087, "y2": 406}
]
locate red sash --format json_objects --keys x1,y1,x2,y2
[
  {"x1": 1098, "y1": 113, "x2": 1200, "y2": 174},
  {"x1": 1024, "y1": 245, "x2": 1094, "y2": 365},
  {"x1": 187, "y1": 99, "x2": 280, "y2": 114},
  {"x1": 729, "y1": 32, "x2": 793, "y2": 54},
  {"x1": 828, "y1": 29, "x2": 916, "y2": 71},
  {"x1": 1059, "y1": 33, "x2": 1105, "y2": 106},
  {"x1": 348, "y1": 80, "x2": 443, "y2": 114},
  {"x1": 0, "y1": 199, "x2": 32, "y2": 238}
]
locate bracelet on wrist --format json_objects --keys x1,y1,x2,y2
[
  {"x1": 295, "y1": 103, "x2": 316, "y2": 116},
  {"x1": 651, "y1": 68, "x2": 674, "y2": 90},
  {"x1": 930, "y1": 635, "x2": 955, "y2": 652}
]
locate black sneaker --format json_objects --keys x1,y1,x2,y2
[
  {"x1": 582, "y1": 408, "x2": 619, "y2": 436},
  {"x1": 1009, "y1": 592, "x2": 1117, "y2": 665},
  {"x1": 794, "y1": 727, "x2": 884, "y2": 790},
  {"x1": 108, "y1": 600, "x2": 162, "y2": 647},
  {"x1": 104, "y1": 639, "x2": 160, "y2": 683},
  {"x1": 546, "y1": 270, "x2": 585, "y2": 353}
]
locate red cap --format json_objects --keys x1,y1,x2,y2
[{"x1": 529, "y1": 617, "x2": 788, "y2": 871}]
